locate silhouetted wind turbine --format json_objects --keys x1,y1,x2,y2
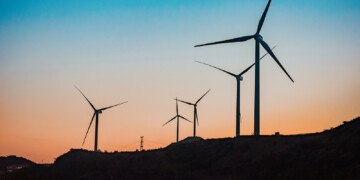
[
  {"x1": 163, "y1": 98, "x2": 191, "y2": 143},
  {"x1": 195, "y1": 47, "x2": 273, "y2": 137},
  {"x1": 177, "y1": 89, "x2": 211, "y2": 137},
  {"x1": 75, "y1": 86, "x2": 127, "y2": 152},
  {"x1": 194, "y1": 0, "x2": 294, "y2": 135}
]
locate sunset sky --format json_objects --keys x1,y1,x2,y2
[{"x1": 1, "y1": 0, "x2": 360, "y2": 163}]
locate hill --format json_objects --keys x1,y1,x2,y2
[
  {"x1": 0, "y1": 156, "x2": 35, "y2": 167},
  {"x1": 2, "y1": 117, "x2": 360, "y2": 179},
  {"x1": 0, "y1": 156, "x2": 36, "y2": 175}
]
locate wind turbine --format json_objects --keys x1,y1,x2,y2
[
  {"x1": 177, "y1": 89, "x2": 211, "y2": 137},
  {"x1": 195, "y1": 47, "x2": 273, "y2": 137},
  {"x1": 194, "y1": 0, "x2": 294, "y2": 135},
  {"x1": 75, "y1": 86, "x2": 128, "y2": 152},
  {"x1": 163, "y1": 98, "x2": 191, "y2": 143}
]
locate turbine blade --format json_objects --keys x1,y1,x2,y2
[
  {"x1": 196, "y1": 89, "x2": 211, "y2": 104},
  {"x1": 99, "y1": 101, "x2": 128, "y2": 111},
  {"x1": 257, "y1": 0, "x2": 272, "y2": 34},
  {"x1": 259, "y1": 39, "x2": 294, "y2": 82},
  {"x1": 194, "y1": 35, "x2": 253, "y2": 47},
  {"x1": 195, "y1": 61, "x2": 236, "y2": 77},
  {"x1": 75, "y1": 86, "x2": 96, "y2": 111},
  {"x1": 239, "y1": 45, "x2": 276, "y2": 76},
  {"x1": 176, "y1": 97, "x2": 179, "y2": 115},
  {"x1": 195, "y1": 109, "x2": 199, "y2": 126},
  {"x1": 82, "y1": 113, "x2": 96, "y2": 146},
  {"x1": 239, "y1": 64, "x2": 255, "y2": 76},
  {"x1": 163, "y1": 116, "x2": 177, "y2": 126},
  {"x1": 179, "y1": 115, "x2": 192, "y2": 123},
  {"x1": 176, "y1": 99, "x2": 194, "y2": 106}
]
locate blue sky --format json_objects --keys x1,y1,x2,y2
[{"x1": 1, "y1": 0, "x2": 359, "y2": 66}]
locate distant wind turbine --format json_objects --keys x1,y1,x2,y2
[
  {"x1": 195, "y1": 47, "x2": 273, "y2": 137},
  {"x1": 194, "y1": 0, "x2": 294, "y2": 135},
  {"x1": 163, "y1": 98, "x2": 191, "y2": 143},
  {"x1": 75, "y1": 86, "x2": 127, "y2": 152},
  {"x1": 177, "y1": 89, "x2": 211, "y2": 137}
]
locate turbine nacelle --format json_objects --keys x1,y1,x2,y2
[
  {"x1": 254, "y1": 34, "x2": 263, "y2": 40},
  {"x1": 97, "y1": 110, "x2": 102, "y2": 114},
  {"x1": 236, "y1": 76, "x2": 243, "y2": 81}
]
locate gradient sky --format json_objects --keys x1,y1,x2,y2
[{"x1": 1, "y1": 0, "x2": 360, "y2": 163}]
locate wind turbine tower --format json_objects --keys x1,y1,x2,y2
[
  {"x1": 163, "y1": 98, "x2": 191, "y2": 142},
  {"x1": 195, "y1": 47, "x2": 273, "y2": 136},
  {"x1": 194, "y1": 0, "x2": 294, "y2": 135},
  {"x1": 75, "y1": 86, "x2": 127, "y2": 152},
  {"x1": 177, "y1": 89, "x2": 211, "y2": 137}
]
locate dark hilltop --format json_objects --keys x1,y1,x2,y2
[
  {"x1": 0, "y1": 156, "x2": 35, "y2": 176},
  {"x1": 2, "y1": 117, "x2": 360, "y2": 180}
]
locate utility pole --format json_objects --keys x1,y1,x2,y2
[{"x1": 140, "y1": 136, "x2": 144, "y2": 151}]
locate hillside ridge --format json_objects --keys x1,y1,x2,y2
[{"x1": 3, "y1": 116, "x2": 360, "y2": 180}]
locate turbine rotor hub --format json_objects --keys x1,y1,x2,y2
[
  {"x1": 236, "y1": 76, "x2": 243, "y2": 81},
  {"x1": 255, "y1": 34, "x2": 263, "y2": 40}
]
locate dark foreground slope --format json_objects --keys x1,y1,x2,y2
[
  {"x1": 0, "y1": 156, "x2": 36, "y2": 175},
  {"x1": 3, "y1": 117, "x2": 360, "y2": 180}
]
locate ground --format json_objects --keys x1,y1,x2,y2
[{"x1": 2, "y1": 117, "x2": 360, "y2": 180}]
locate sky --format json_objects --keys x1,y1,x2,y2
[{"x1": 0, "y1": 0, "x2": 360, "y2": 163}]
